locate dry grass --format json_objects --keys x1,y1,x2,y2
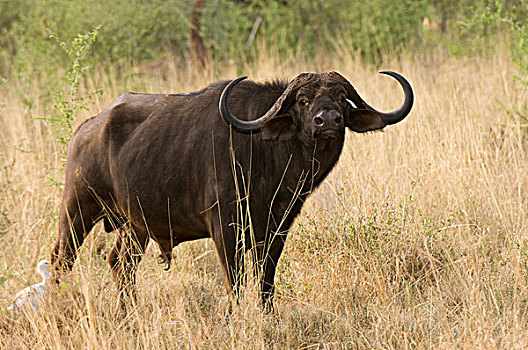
[{"x1": 1, "y1": 47, "x2": 527, "y2": 349}]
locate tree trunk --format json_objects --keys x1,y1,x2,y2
[{"x1": 189, "y1": 0, "x2": 208, "y2": 69}]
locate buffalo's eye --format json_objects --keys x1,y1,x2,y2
[
  {"x1": 339, "y1": 95, "x2": 347, "y2": 103},
  {"x1": 299, "y1": 99, "x2": 310, "y2": 108}
]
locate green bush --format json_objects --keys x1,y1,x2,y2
[
  {"x1": 0, "y1": 0, "x2": 189, "y2": 76},
  {"x1": 0, "y1": 0, "x2": 526, "y2": 81},
  {"x1": 201, "y1": 0, "x2": 430, "y2": 61},
  {"x1": 478, "y1": 1, "x2": 528, "y2": 78},
  {"x1": 0, "y1": 0, "x2": 434, "y2": 76}
]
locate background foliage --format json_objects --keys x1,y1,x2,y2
[{"x1": 0, "y1": 0, "x2": 527, "y2": 79}]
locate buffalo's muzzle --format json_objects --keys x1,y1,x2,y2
[{"x1": 313, "y1": 110, "x2": 344, "y2": 138}]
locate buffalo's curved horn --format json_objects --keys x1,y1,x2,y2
[
  {"x1": 219, "y1": 76, "x2": 262, "y2": 133},
  {"x1": 345, "y1": 71, "x2": 413, "y2": 125},
  {"x1": 375, "y1": 71, "x2": 414, "y2": 125},
  {"x1": 220, "y1": 74, "x2": 309, "y2": 133}
]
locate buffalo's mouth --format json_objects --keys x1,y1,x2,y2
[{"x1": 313, "y1": 129, "x2": 344, "y2": 140}]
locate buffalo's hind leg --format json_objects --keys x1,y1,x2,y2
[
  {"x1": 107, "y1": 228, "x2": 122, "y2": 273},
  {"x1": 109, "y1": 224, "x2": 149, "y2": 309},
  {"x1": 51, "y1": 186, "x2": 101, "y2": 279}
]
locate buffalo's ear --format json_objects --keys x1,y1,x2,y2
[
  {"x1": 346, "y1": 109, "x2": 386, "y2": 133},
  {"x1": 261, "y1": 115, "x2": 297, "y2": 141}
]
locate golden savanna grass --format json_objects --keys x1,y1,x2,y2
[{"x1": 0, "y1": 47, "x2": 527, "y2": 348}]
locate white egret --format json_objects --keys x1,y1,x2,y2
[{"x1": 7, "y1": 260, "x2": 50, "y2": 312}]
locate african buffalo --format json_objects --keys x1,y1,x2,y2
[{"x1": 50, "y1": 71, "x2": 413, "y2": 310}]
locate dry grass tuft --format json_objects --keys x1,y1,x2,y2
[{"x1": 1, "y1": 48, "x2": 527, "y2": 348}]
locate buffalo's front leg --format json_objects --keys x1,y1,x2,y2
[
  {"x1": 255, "y1": 232, "x2": 287, "y2": 312},
  {"x1": 211, "y1": 218, "x2": 245, "y2": 301}
]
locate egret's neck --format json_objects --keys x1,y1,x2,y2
[{"x1": 39, "y1": 266, "x2": 50, "y2": 281}]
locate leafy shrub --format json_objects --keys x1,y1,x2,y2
[
  {"x1": 0, "y1": 0, "x2": 434, "y2": 76},
  {"x1": 0, "y1": 0, "x2": 526, "y2": 83},
  {"x1": 201, "y1": 0, "x2": 429, "y2": 61},
  {"x1": 0, "y1": 0, "x2": 189, "y2": 76}
]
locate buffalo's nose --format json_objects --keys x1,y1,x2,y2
[{"x1": 313, "y1": 110, "x2": 343, "y2": 128}]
